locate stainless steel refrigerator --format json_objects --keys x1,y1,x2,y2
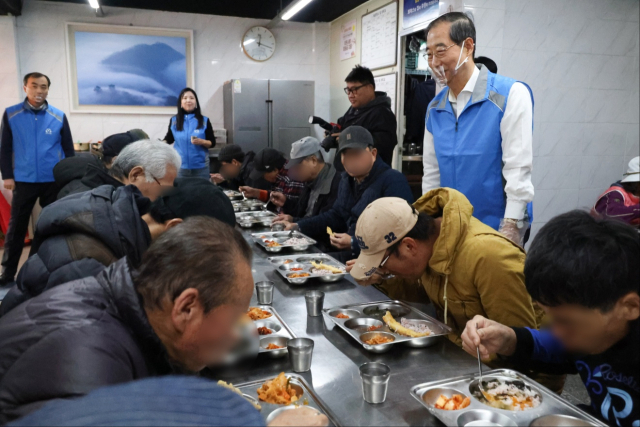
[{"x1": 223, "y1": 79, "x2": 315, "y2": 156}]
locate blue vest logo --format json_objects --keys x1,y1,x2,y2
[{"x1": 45, "y1": 128, "x2": 52, "y2": 134}]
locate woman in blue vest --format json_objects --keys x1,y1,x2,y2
[{"x1": 163, "y1": 88, "x2": 215, "y2": 179}]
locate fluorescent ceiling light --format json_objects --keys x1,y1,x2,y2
[
  {"x1": 282, "y1": 0, "x2": 313, "y2": 20},
  {"x1": 88, "y1": 0, "x2": 99, "y2": 9}
]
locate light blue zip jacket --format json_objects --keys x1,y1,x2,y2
[
  {"x1": 426, "y1": 66, "x2": 534, "y2": 230},
  {"x1": 169, "y1": 114, "x2": 209, "y2": 170},
  {"x1": 0, "y1": 99, "x2": 74, "y2": 183}
]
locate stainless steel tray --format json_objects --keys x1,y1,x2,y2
[
  {"x1": 249, "y1": 305, "x2": 296, "y2": 358},
  {"x1": 236, "y1": 211, "x2": 277, "y2": 228},
  {"x1": 223, "y1": 190, "x2": 244, "y2": 201},
  {"x1": 323, "y1": 300, "x2": 452, "y2": 353},
  {"x1": 233, "y1": 199, "x2": 267, "y2": 212},
  {"x1": 235, "y1": 373, "x2": 340, "y2": 426},
  {"x1": 410, "y1": 368, "x2": 606, "y2": 427},
  {"x1": 251, "y1": 231, "x2": 317, "y2": 253},
  {"x1": 267, "y1": 254, "x2": 348, "y2": 285}
]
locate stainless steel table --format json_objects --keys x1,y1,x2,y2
[{"x1": 207, "y1": 226, "x2": 480, "y2": 426}]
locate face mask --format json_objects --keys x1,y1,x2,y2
[
  {"x1": 430, "y1": 63, "x2": 448, "y2": 86},
  {"x1": 454, "y1": 40, "x2": 473, "y2": 71}
]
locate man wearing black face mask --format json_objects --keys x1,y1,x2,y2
[{"x1": 322, "y1": 65, "x2": 397, "y2": 171}]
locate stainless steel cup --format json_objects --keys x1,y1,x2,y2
[
  {"x1": 359, "y1": 362, "x2": 391, "y2": 404},
  {"x1": 255, "y1": 281, "x2": 274, "y2": 305},
  {"x1": 287, "y1": 338, "x2": 314, "y2": 372},
  {"x1": 305, "y1": 290, "x2": 325, "y2": 317},
  {"x1": 271, "y1": 223, "x2": 285, "y2": 231}
]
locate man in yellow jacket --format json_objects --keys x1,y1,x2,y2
[{"x1": 347, "y1": 189, "x2": 563, "y2": 390}]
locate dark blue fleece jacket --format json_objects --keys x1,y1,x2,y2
[{"x1": 297, "y1": 157, "x2": 413, "y2": 258}]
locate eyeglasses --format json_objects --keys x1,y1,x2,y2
[
  {"x1": 343, "y1": 83, "x2": 370, "y2": 95},
  {"x1": 423, "y1": 42, "x2": 459, "y2": 61},
  {"x1": 372, "y1": 251, "x2": 395, "y2": 280}
]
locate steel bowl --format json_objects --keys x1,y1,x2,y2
[
  {"x1": 457, "y1": 410, "x2": 517, "y2": 427},
  {"x1": 254, "y1": 211, "x2": 272, "y2": 217},
  {"x1": 363, "y1": 303, "x2": 412, "y2": 319},
  {"x1": 401, "y1": 319, "x2": 444, "y2": 348},
  {"x1": 529, "y1": 415, "x2": 599, "y2": 427},
  {"x1": 265, "y1": 245, "x2": 283, "y2": 253},
  {"x1": 310, "y1": 267, "x2": 345, "y2": 283},
  {"x1": 286, "y1": 272, "x2": 310, "y2": 284},
  {"x1": 239, "y1": 221, "x2": 254, "y2": 228},
  {"x1": 290, "y1": 244, "x2": 310, "y2": 251},
  {"x1": 328, "y1": 309, "x2": 361, "y2": 319},
  {"x1": 254, "y1": 320, "x2": 282, "y2": 336},
  {"x1": 259, "y1": 336, "x2": 290, "y2": 358},
  {"x1": 268, "y1": 258, "x2": 295, "y2": 266},
  {"x1": 295, "y1": 256, "x2": 332, "y2": 264},
  {"x1": 279, "y1": 263, "x2": 308, "y2": 272},
  {"x1": 421, "y1": 387, "x2": 470, "y2": 412},
  {"x1": 344, "y1": 317, "x2": 384, "y2": 333},
  {"x1": 265, "y1": 406, "x2": 321, "y2": 424},
  {"x1": 260, "y1": 220, "x2": 273, "y2": 227},
  {"x1": 359, "y1": 331, "x2": 396, "y2": 353}
]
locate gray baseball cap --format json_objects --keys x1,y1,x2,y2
[
  {"x1": 285, "y1": 136, "x2": 323, "y2": 169},
  {"x1": 337, "y1": 125, "x2": 374, "y2": 155}
]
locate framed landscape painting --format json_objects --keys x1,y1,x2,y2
[{"x1": 65, "y1": 23, "x2": 194, "y2": 114}]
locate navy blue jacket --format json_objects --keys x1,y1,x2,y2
[
  {"x1": 510, "y1": 323, "x2": 639, "y2": 427},
  {"x1": 0, "y1": 259, "x2": 175, "y2": 424},
  {"x1": 298, "y1": 157, "x2": 413, "y2": 257},
  {"x1": 0, "y1": 185, "x2": 151, "y2": 316},
  {"x1": 0, "y1": 99, "x2": 74, "y2": 182}
]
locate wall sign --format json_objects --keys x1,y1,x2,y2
[
  {"x1": 374, "y1": 73, "x2": 397, "y2": 114},
  {"x1": 340, "y1": 19, "x2": 357, "y2": 61},
  {"x1": 361, "y1": 2, "x2": 398, "y2": 70},
  {"x1": 403, "y1": 0, "x2": 439, "y2": 30}
]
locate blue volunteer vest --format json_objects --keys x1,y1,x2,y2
[
  {"x1": 6, "y1": 101, "x2": 67, "y2": 183},
  {"x1": 170, "y1": 114, "x2": 209, "y2": 170},
  {"x1": 426, "y1": 66, "x2": 534, "y2": 230}
]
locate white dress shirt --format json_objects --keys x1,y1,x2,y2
[{"x1": 421, "y1": 66, "x2": 534, "y2": 220}]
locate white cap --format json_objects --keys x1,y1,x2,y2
[{"x1": 621, "y1": 156, "x2": 639, "y2": 183}]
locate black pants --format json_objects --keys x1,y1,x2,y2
[{"x1": 1, "y1": 182, "x2": 57, "y2": 278}]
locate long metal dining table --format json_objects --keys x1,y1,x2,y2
[{"x1": 207, "y1": 226, "x2": 480, "y2": 426}]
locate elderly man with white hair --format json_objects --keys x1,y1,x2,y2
[{"x1": 100, "y1": 138, "x2": 181, "y2": 201}]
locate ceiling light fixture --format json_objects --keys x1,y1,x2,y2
[
  {"x1": 281, "y1": 0, "x2": 314, "y2": 21},
  {"x1": 88, "y1": 0, "x2": 99, "y2": 9}
]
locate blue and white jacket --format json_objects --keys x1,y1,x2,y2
[
  {"x1": 426, "y1": 66, "x2": 533, "y2": 230},
  {"x1": 511, "y1": 322, "x2": 639, "y2": 427},
  {"x1": 0, "y1": 99, "x2": 74, "y2": 183},
  {"x1": 168, "y1": 114, "x2": 211, "y2": 170}
]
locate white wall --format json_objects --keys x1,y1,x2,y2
[
  {"x1": 329, "y1": 0, "x2": 400, "y2": 119},
  {"x1": 4, "y1": 0, "x2": 330, "y2": 142},
  {"x1": 0, "y1": 16, "x2": 21, "y2": 117},
  {"x1": 466, "y1": 0, "x2": 639, "y2": 240}
]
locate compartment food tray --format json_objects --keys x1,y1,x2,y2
[
  {"x1": 323, "y1": 300, "x2": 452, "y2": 352},
  {"x1": 410, "y1": 368, "x2": 605, "y2": 427},
  {"x1": 267, "y1": 254, "x2": 348, "y2": 284},
  {"x1": 236, "y1": 211, "x2": 277, "y2": 227},
  {"x1": 235, "y1": 373, "x2": 340, "y2": 426},
  {"x1": 223, "y1": 190, "x2": 244, "y2": 201},
  {"x1": 248, "y1": 305, "x2": 296, "y2": 355},
  {"x1": 251, "y1": 231, "x2": 317, "y2": 252}
]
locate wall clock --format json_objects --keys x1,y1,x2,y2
[{"x1": 242, "y1": 26, "x2": 276, "y2": 62}]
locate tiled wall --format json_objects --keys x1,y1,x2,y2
[
  {"x1": 466, "y1": 0, "x2": 639, "y2": 240},
  {"x1": 3, "y1": 0, "x2": 330, "y2": 142}
]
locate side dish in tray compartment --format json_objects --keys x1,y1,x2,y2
[
  {"x1": 247, "y1": 307, "x2": 272, "y2": 321},
  {"x1": 257, "y1": 372, "x2": 301, "y2": 405}
]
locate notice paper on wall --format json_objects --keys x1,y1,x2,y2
[
  {"x1": 361, "y1": 2, "x2": 398, "y2": 70},
  {"x1": 340, "y1": 19, "x2": 357, "y2": 61},
  {"x1": 374, "y1": 73, "x2": 397, "y2": 114}
]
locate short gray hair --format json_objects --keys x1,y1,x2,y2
[{"x1": 110, "y1": 139, "x2": 182, "y2": 182}]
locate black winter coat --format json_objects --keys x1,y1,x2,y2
[
  {"x1": 219, "y1": 151, "x2": 270, "y2": 192},
  {"x1": 54, "y1": 154, "x2": 124, "y2": 200},
  {"x1": 326, "y1": 92, "x2": 397, "y2": 170},
  {"x1": 0, "y1": 259, "x2": 174, "y2": 424},
  {"x1": 0, "y1": 185, "x2": 151, "y2": 316}
]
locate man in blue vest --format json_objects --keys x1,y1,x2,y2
[
  {"x1": 421, "y1": 13, "x2": 534, "y2": 246},
  {"x1": 0, "y1": 72, "x2": 74, "y2": 285}
]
